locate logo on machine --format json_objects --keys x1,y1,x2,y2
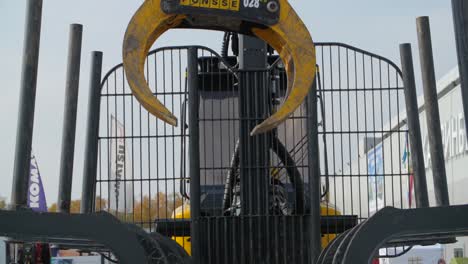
[{"x1": 180, "y1": 0, "x2": 240, "y2": 11}]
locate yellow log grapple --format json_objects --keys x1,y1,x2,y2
[{"x1": 123, "y1": 0, "x2": 316, "y2": 135}]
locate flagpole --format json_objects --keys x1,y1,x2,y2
[
  {"x1": 11, "y1": 0, "x2": 43, "y2": 209},
  {"x1": 81, "y1": 51, "x2": 103, "y2": 214},
  {"x1": 57, "y1": 24, "x2": 83, "y2": 213},
  {"x1": 400, "y1": 43, "x2": 429, "y2": 208}
]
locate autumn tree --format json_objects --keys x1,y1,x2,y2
[
  {"x1": 133, "y1": 193, "x2": 184, "y2": 228},
  {"x1": 0, "y1": 197, "x2": 6, "y2": 209},
  {"x1": 47, "y1": 194, "x2": 184, "y2": 229},
  {"x1": 49, "y1": 196, "x2": 108, "y2": 213},
  {"x1": 94, "y1": 196, "x2": 108, "y2": 211}
]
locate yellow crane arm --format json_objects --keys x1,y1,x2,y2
[{"x1": 123, "y1": 0, "x2": 316, "y2": 135}]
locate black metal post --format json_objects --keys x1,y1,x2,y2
[
  {"x1": 237, "y1": 35, "x2": 270, "y2": 263},
  {"x1": 306, "y1": 80, "x2": 322, "y2": 263},
  {"x1": 58, "y1": 24, "x2": 83, "y2": 213},
  {"x1": 11, "y1": 0, "x2": 43, "y2": 209},
  {"x1": 238, "y1": 35, "x2": 269, "y2": 216},
  {"x1": 188, "y1": 47, "x2": 201, "y2": 263},
  {"x1": 81, "y1": 52, "x2": 103, "y2": 214},
  {"x1": 452, "y1": 0, "x2": 468, "y2": 140},
  {"x1": 416, "y1": 17, "x2": 450, "y2": 206},
  {"x1": 5, "y1": 242, "x2": 10, "y2": 264},
  {"x1": 399, "y1": 43, "x2": 430, "y2": 208}
]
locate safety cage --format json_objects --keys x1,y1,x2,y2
[{"x1": 94, "y1": 42, "x2": 410, "y2": 263}]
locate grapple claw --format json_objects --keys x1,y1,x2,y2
[{"x1": 123, "y1": 0, "x2": 316, "y2": 134}]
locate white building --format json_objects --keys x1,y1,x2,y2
[
  {"x1": 337, "y1": 67, "x2": 468, "y2": 263},
  {"x1": 417, "y1": 67, "x2": 468, "y2": 262}
]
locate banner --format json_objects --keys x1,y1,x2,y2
[
  {"x1": 28, "y1": 153, "x2": 48, "y2": 212},
  {"x1": 110, "y1": 115, "x2": 134, "y2": 213},
  {"x1": 368, "y1": 144, "x2": 384, "y2": 214}
]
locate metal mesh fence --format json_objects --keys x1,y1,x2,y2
[
  {"x1": 96, "y1": 47, "x2": 193, "y2": 231},
  {"x1": 95, "y1": 43, "x2": 409, "y2": 263},
  {"x1": 315, "y1": 43, "x2": 410, "y2": 249}
]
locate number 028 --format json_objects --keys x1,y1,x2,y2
[{"x1": 243, "y1": 0, "x2": 260, "y2": 8}]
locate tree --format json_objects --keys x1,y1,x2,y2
[
  {"x1": 0, "y1": 197, "x2": 6, "y2": 209},
  {"x1": 48, "y1": 196, "x2": 107, "y2": 213},
  {"x1": 47, "y1": 193, "x2": 185, "y2": 229},
  {"x1": 133, "y1": 193, "x2": 184, "y2": 228},
  {"x1": 95, "y1": 196, "x2": 108, "y2": 211}
]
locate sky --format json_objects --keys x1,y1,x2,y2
[{"x1": 0, "y1": 0, "x2": 457, "y2": 205}]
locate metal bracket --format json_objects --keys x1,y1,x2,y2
[
  {"x1": 162, "y1": 0, "x2": 280, "y2": 27},
  {"x1": 319, "y1": 205, "x2": 468, "y2": 263}
]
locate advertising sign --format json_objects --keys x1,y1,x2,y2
[
  {"x1": 28, "y1": 153, "x2": 48, "y2": 212},
  {"x1": 109, "y1": 115, "x2": 134, "y2": 213}
]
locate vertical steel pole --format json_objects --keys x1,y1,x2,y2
[
  {"x1": 238, "y1": 35, "x2": 269, "y2": 216},
  {"x1": 452, "y1": 0, "x2": 468, "y2": 139},
  {"x1": 306, "y1": 80, "x2": 322, "y2": 263},
  {"x1": 188, "y1": 47, "x2": 201, "y2": 263},
  {"x1": 5, "y1": 242, "x2": 10, "y2": 264},
  {"x1": 81, "y1": 52, "x2": 103, "y2": 214},
  {"x1": 238, "y1": 35, "x2": 270, "y2": 263},
  {"x1": 58, "y1": 24, "x2": 83, "y2": 213},
  {"x1": 11, "y1": 0, "x2": 43, "y2": 209},
  {"x1": 416, "y1": 17, "x2": 450, "y2": 206},
  {"x1": 400, "y1": 44, "x2": 430, "y2": 208}
]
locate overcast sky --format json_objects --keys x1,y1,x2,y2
[{"x1": 0, "y1": 1, "x2": 457, "y2": 205}]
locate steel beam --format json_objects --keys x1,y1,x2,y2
[
  {"x1": 416, "y1": 16, "x2": 450, "y2": 206},
  {"x1": 187, "y1": 47, "x2": 201, "y2": 264},
  {"x1": 238, "y1": 35, "x2": 270, "y2": 263},
  {"x1": 306, "y1": 80, "x2": 322, "y2": 263},
  {"x1": 58, "y1": 24, "x2": 83, "y2": 213},
  {"x1": 0, "y1": 210, "x2": 149, "y2": 263},
  {"x1": 341, "y1": 205, "x2": 468, "y2": 263},
  {"x1": 452, "y1": 0, "x2": 468, "y2": 142},
  {"x1": 238, "y1": 35, "x2": 269, "y2": 216},
  {"x1": 11, "y1": 0, "x2": 43, "y2": 209},
  {"x1": 81, "y1": 52, "x2": 103, "y2": 214},
  {"x1": 4, "y1": 242, "x2": 9, "y2": 264},
  {"x1": 399, "y1": 44, "x2": 429, "y2": 208}
]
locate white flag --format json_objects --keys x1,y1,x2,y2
[{"x1": 110, "y1": 115, "x2": 134, "y2": 213}]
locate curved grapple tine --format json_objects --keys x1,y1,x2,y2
[
  {"x1": 251, "y1": 2, "x2": 315, "y2": 135},
  {"x1": 123, "y1": 1, "x2": 185, "y2": 126},
  {"x1": 123, "y1": 0, "x2": 316, "y2": 135}
]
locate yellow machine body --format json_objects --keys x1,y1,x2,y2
[{"x1": 171, "y1": 204, "x2": 192, "y2": 256}]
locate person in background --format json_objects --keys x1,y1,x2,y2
[{"x1": 34, "y1": 243, "x2": 51, "y2": 264}]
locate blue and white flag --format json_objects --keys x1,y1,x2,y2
[{"x1": 28, "y1": 153, "x2": 48, "y2": 212}]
